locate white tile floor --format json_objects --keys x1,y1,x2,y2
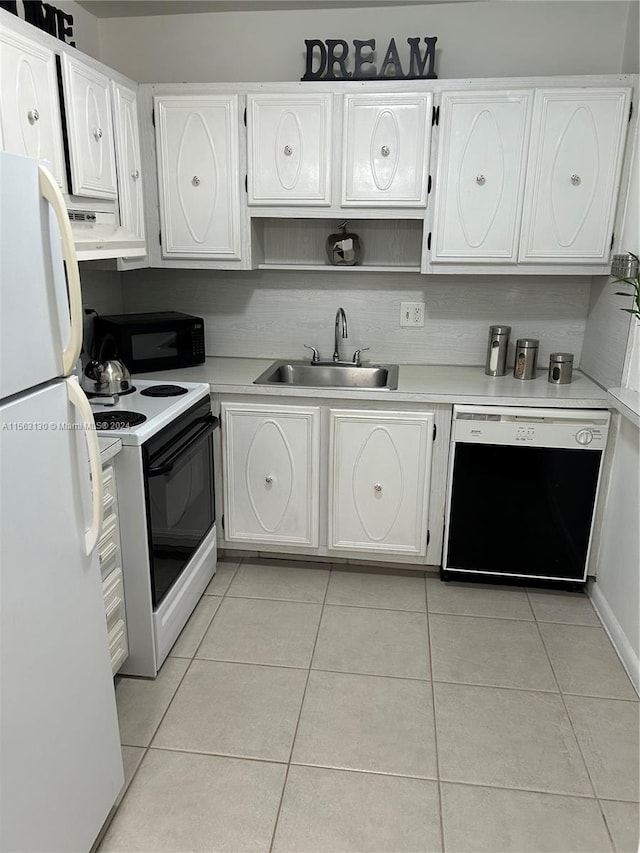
[{"x1": 99, "y1": 557, "x2": 640, "y2": 853}]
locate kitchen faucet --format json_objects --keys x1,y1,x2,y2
[{"x1": 333, "y1": 307, "x2": 348, "y2": 362}]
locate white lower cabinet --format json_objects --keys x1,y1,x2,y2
[
  {"x1": 221, "y1": 401, "x2": 440, "y2": 561},
  {"x1": 222, "y1": 403, "x2": 320, "y2": 546},
  {"x1": 329, "y1": 409, "x2": 435, "y2": 556}
]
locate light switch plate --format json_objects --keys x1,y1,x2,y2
[{"x1": 400, "y1": 302, "x2": 425, "y2": 327}]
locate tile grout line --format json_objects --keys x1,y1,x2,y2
[
  {"x1": 267, "y1": 561, "x2": 333, "y2": 853},
  {"x1": 225, "y1": 593, "x2": 427, "y2": 613},
  {"x1": 529, "y1": 589, "x2": 621, "y2": 853},
  {"x1": 107, "y1": 558, "x2": 244, "y2": 832},
  {"x1": 426, "y1": 576, "x2": 446, "y2": 853},
  {"x1": 527, "y1": 588, "x2": 605, "y2": 811}
]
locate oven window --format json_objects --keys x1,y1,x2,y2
[
  {"x1": 132, "y1": 331, "x2": 179, "y2": 363},
  {"x1": 146, "y1": 427, "x2": 215, "y2": 608},
  {"x1": 446, "y1": 443, "x2": 602, "y2": 580}
]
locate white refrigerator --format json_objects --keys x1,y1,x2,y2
[{"x1": 0, "y1": 152, "x2": 124, "y2": 851}]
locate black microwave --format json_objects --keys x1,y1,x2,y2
[{"x1": 91, "y1": 311, "x2": 206, "y2": 374}]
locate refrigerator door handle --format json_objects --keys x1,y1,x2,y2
[
  {"x1": 66, "y1": 377, "x2": 103, "y2": 555},
  {"x1": 39, "y1": 165, "x2": 83, "y2": 376}
]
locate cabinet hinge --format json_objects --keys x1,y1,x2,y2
[
  {"x1": 152, "y1": 108, "x2": 155, "y2": 128},
  {"x1": 243, "y1": 107, "x2": 247, "y2": 126},
  {"x1": 244, "y1": 175, "x2": 248, "y2": 193},
  {"x1": 221, "y1": 514, "x2": 225, "y2": 533},
  {"x1": 629, "y1": 101, "x2": 633, "y2": 122},
  {"x1": 431, "y1": 105, "x2": 440, "y2": 126},
  {"x1": 427, "y1": 529, "x2": 431, "y2": 547},
  {"x1": 427, "y1": 232, "x2": 432, "y2": 251},
  {"x1": 611, "y1": 233, "x2": 615, "y2": 251},
  {"x1": 158, "y1": 229, "x2": 162, "y2": 246},
  {"x1": 427, "y1": 174, "x2": 432, "y2": 195},
  {"x1": 433, "y1": 423, "x2": 437, "y2": 441}
]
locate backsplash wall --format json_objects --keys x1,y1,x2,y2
[{"x1": 120, "y1": 269, "x2": 591, "y2": 368}]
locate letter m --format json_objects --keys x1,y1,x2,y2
[{"x1": 407, "y1": 37, "x2": 437, "y2": 79}]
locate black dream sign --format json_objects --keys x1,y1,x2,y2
[
  {"x1": 301, "y1": 36, "x2": 438, "y2": 81},
  {"x1": 0, "y1": 0, "x2": 75, "y2": 46}
]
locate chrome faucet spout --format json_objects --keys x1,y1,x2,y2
[{"x1": 333, "y1": 308, "x2": 348, "y2": 362}]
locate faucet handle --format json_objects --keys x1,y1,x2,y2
[
  {"x1": 352, "y1": 347, "x2": 370, "y2": 365},
  {"x1": 304, "y1": 344, "x2": 320, "y2": 363}
]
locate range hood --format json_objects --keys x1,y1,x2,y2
[{"x1": 68, "y1": 209, "x2": 146, "y2": 261}]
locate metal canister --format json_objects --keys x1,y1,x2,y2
[
  {"x1": 548, "y1": 352, "x2": 574, "y2": 385},
  {"x1": 513, "y1": 338, "x2": 539, "y2": 380},
  {"x1": 484, "y1": 325, "x2": 511, "y2": 376}
]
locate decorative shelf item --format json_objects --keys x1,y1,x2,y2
[{"x1": 326, "y1": 221, "x2": 361, "y2": 266}]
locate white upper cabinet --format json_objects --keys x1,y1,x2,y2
[
  {"x1": 111, "y1": 81, "x2": 145, "y2": 242},
  {"x1": 432, "y1": 91, "x2": 533, "y2": 263},
  {"x1": 341, "y1": 93, "x2": 432, "y2": 207},
  {"x1": 0, "y1": 28, "x2": 66, "y2": 190},
  {"x1": 60, "y1": 54, "x2": 117, "y2": 199},
  {"x1": 155, "y1": 95, "x2": 242, "y2": 259},
  {"x1": 247, "y1": 93, "x2": 332, "y2": 205},
  {"x1": 328, "y1": 410, "x2": 434, "y2": 556},
  {"x1": 519, "y1": 88, "x2": 631, "y2": 264},
  {"x1": 222, "y1": 403, "x2": 320, "y2": 547}
]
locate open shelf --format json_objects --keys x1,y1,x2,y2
[{"x1": 251, "y1": 218, "x2": 424, "y2": 272}]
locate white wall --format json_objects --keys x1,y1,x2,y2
[
  {"x1": 5, "y1": 0, "x2": 102, "y2": 60},
  {"x1": 120, "y1": 269, "x2": 590, "y2": 366},
  {"x1": 96, "y1": 1, "x2": 633, "y2": 83},
  {"x1": 590, "y1": 414, "x2": 640, "y2": 693},
  {"x1": 623, "y1": 0, "x2": 640, "y2": 74}
]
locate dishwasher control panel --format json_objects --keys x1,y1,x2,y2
[{"x1": 453, "y1": 405, "x2": 610, "y2": 450}]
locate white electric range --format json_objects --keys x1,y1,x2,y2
[
  {"x1": 90, "y1": 379, "x2": 211, "y2": 444},
  {"x1": 91, "y1": 379, "x2": 218, "y2": 677}
]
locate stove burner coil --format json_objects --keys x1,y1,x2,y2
[
  {"x1": 93, "y1": 411, "x2": 147, "y2": 430},
  {"x1": 86, "y1": 385, "x2": 136, "y2": 399},
  {"x1": 140, "y1": 384, "x2": 189, "y2": 398}
]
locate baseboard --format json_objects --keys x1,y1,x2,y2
[{"x1": 589, "y1": 580, "x2": 640, "y2": 697}]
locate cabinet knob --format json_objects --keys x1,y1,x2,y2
[
  {"x1": 93, "y1": 127, "x2": 103, "y2": 141},
  {"x1": 476, "y1": 174, "x2": 486, "y2": 186},
  {"x1": 374, "y1": 483, "x2": 383, "y2": 493},
  {"x1": 192, "y1": 176, "x2": 201, "y2": 186},
  {"x1": 27, "y1": 108, "x2": 39, "y2": 124},
  {"x1": 131, "y1": 169, "x2": 140, "y2": 180},
  {"x1": 283, "y1": 145, "x2": 293, "y2": 156},
  {"x1": 265, "y1": 476, "x2": 273, "y2": 485},
  {"x1": 570, "y1": 174, "x2": 581, "y2": 186},
  {"x1": 380, "y1": 145, "x2": 390, "y2": 157}
]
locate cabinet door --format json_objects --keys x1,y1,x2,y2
[
  {"x1": 111, "y1": 81, "x2": 145, "y2": 242},
  {"x1": 60, "y1": 55, "x2": 117, "y2": 199},
  {"x1": 0, "y1": 28, "x2": 66, "y2": 190},
  {"x1": 342, "y1": 94, "x2": 432, "y2": 206},
  {"x1": 519, "y1": 88, "x2": 631, "y2": 263},
  {"x1": 329, "y1": 410, "x2": 434, "y2": 555},
  {"x1": 222, "y1": 404, "x2": 320, "y2": 546},
  {"x1": 432, "y1": 91, "x2": 533, "y2": 262},
  {"x1": 247, "y1": 94, "x2": 332, "y2": 205},
  {"x1": 155, "y1": 96, "x2": 242, "y2": 259}
]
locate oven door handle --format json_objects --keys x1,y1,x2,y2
[{"x1": 147, "y1": 415, "x2": 218, "y2": 477}]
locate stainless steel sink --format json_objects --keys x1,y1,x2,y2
[{"x1": 253, "y1": 360, "x2": 399, "y2": 390}]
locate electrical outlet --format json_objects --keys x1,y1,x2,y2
[{"x1": 400, "y1": 302, "x2": 425, "y2": 327}]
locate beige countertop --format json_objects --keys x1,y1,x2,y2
[{"x1": 135, "y1": 357, "x2": 609, "y2": 408}]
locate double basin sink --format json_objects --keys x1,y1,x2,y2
[{"x1": 254, "y1": 360, "x2": 399, "y2": 391}]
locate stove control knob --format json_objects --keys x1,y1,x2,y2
[{"x1": 576, "y1": 428, "x2": 594, "y2": 446}]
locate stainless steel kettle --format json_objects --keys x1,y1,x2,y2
[{"x1": 82, "y1": 358, "x2": 133, "y2": 396}]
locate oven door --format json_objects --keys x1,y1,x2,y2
[{"x1": 144, "y1": 401, "x2": 217, "y2": 608}]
